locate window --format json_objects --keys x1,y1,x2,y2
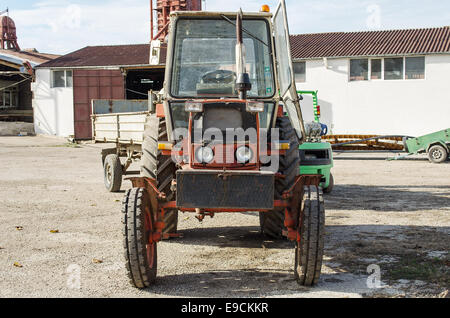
[
  {"x1": 405, "y1": 57, "x2": 425, "y2": 79},
  {"x1": 384, "y1": 58, "x2": 403, "y2": 80},
  {"x1": 348, "y1": 56, "x2": 425, "y2": 81},
  {"x1": 293, "y1": 62, "x2": 306, "y2": 82},
  {"x1": 371, "y1": 59, "x2": 382, "y2": 80},
  {"x1": 170, "y1": 19, "x2": 274, "y2": 98},
  {"x1": 350, "y1": 59, "x2": 368, "y2": 81},
  {"x1": 52, "y1": 70, "x2": 73, "y2": 88},
  {"x1": 0, "y1": 86, "x2": 18, "y2": 110}
]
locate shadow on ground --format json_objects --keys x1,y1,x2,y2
[
  {"x1": 325, "y1": 184, "x2": 450, "y2": 212},
  {"x1": 155, "y1": 224, "x2": 449, "y2": 297},
  {"x1": 144, "y1": 268, "x2": 364, "y2": 297},
  {"x1": 174, "y1": 225, "x2": 293, "y2": 249}
]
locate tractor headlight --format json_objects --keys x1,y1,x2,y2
[
  {"x1": 246, "y1": 101, "x2": 264, "y2": 113},
  {"x1": 195, "y1": 146, "x2": 214, "y2": 164},
  {"x1": 236, "y1": 146, "x2": 253, "y2": 164},
  {"x1": 185, "y1": 101, "x2": 203, "y2": 112}
]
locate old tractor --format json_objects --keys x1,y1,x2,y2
[{"x1": 122, "y1": 1, "x2": 325, "y2": 288}]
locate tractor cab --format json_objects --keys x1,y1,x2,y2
[{"x1": 162, "y1": 5, "x2": 306, "y2": 153}]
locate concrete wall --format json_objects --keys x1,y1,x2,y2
[
  {"x1": 296, "y1": 54, "x2": 450, "y2": 136},
  {"x1": 32, "y1": 69, "x2": 74, "y2": 137}
]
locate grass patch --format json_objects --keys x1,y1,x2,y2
[{"x1": 386, "y1": 255, "x2": 449, "y2": 285}]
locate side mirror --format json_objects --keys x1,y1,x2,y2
[{"x1": 298, "y1": 94, "x2": 303, "y2": 101}]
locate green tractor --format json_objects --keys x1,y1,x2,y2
[{"x1": 298, "y1": 91, "x2": 334, "y2": 193}]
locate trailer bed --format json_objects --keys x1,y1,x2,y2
[{"x1": 91, "y1": 99, "x2": 150, "y2": 145}]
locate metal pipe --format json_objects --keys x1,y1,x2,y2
[{"x1": 150, "y1": 0, "x2": 154, "y2": 40}]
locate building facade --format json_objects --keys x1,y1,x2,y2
[
  {"x1": 33, "y1": 25, "x2": 450, "y2": 139},
  {"x1": 0, "y1": 15, "x2": 58, "y2": 123},
  {"x1": 33, "y1": 44, "x2": 166, "y2": 139},
  {"x1": 291, "y1": 26, "x2": 450, "y2": 136}
]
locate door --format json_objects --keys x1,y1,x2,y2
[
  {"x1": 73, "y1": 70, "x2": 125, "y2": 139},
  {"x1": 273, "y1": 0, "x2": 306, "y2": 141}
]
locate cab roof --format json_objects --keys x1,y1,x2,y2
[{"x1": 170, "y1": 11, "x2": 273, "y2": 19}]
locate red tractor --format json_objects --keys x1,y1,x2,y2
[{"x1": 122, "y1": 1, "x2": 325, "y2": 288}]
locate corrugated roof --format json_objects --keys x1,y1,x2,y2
[
  {"x1": 290, "y1": 26, "x2": 450, "y2": 59},
  {"x1": 37, "y1": 44, "x2": 167, "y2": 68}
]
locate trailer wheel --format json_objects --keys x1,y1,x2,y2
[
  {"x1": 260, "y1": 116, "x2": 300, "y2": 238},
  {"x1": 141, "y1": 115, "x2": 178, "y2": 236},
  {"x1": 428, "y1": 145, "x2": 448, "y2": 164},
  {"x1": 295, "y1": 185, "x2": 325, "y2": 286},
  {"x1": 323, "y1": 173, "x2": 334, "y2": 194},
  {"x1": 123, "y1": 188, "x2": 157, "y2": 288},
  {"x1": 103, "y1": 154, "x2": 122, "y2": 192}
]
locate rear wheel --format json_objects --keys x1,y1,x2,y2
[
  {"x1": 141, "y1": 115, "x2": 178, "y2": 235},
  {"x1": 260, "y1": 116, "x2": 300, "y2": 238},
  {"x1": 103, "y1": 154, "x2": 122, "y2": 192},
  {"x1": 428, "y1": 145, "x2": 448, "y2": 164},
  {"x1": 294, "y1": 185, "x2": 325, "y2": 286},
  {"x1": 122, "y1": 188, "x2": 157, "y2": 288}
]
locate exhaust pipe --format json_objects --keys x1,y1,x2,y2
[{"x1": 235, "y1": 9, "x2": 251, "y2": 100}]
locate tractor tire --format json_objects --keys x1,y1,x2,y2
[
  {"x1": 323, "y1": 173, "x2": 334, "y2": 194},
  {"x1": 260, "y1": 116, "x2": 300, "y2": 239},
  {"x1": 141, "y1": 115, "x2": 178, "y2": 235},
  {"x1": 428, "y1": 145, "x2": 448, "y2": 164},
  {"x1": 122, "y1": 188, "x2": 157, "y2": 288},
  {"x1": 103, "y1": 154, "x2": 122, "y2": 192},
  {"x1": 294, "y1": 185, "x2": 325, "y2": 286}
]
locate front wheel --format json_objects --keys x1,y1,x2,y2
[
  {"x1": 294, "y1": 185, "x2": 325, "y2": 286},
  {"x1": 122, "y1": 188, "x2": 157, "y2": 288},
  {"x1": 260, "y1": 116, "x2": 300, "y2": 238}
]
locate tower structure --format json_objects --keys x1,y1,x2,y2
[{"x1": 0, "y1": 15, "x2": 20, "y2": 51}]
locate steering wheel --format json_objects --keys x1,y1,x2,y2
[{"x1": 201, "y1": 70, "x2": 236, "y2": 84}]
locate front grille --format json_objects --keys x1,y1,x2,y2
[
  {"x1": 192, "y1": 103, "x2": 257, "y2": 143},
  {"x1": 176, "y1": 170, "x2": 274, "y2": 209}
]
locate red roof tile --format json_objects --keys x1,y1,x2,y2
[
  {"x1": 37, "y1": 44, "x2": 167, "y2": 68},
  {"x1": 290, "y1": 26, "x2": 450, "y2": 59}
]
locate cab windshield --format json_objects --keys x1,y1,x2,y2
[{"x1": 170, "y1": 18, "x2": 275, "y2": 98}]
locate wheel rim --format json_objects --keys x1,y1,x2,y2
[
  {"x1": 431, "y1": 149, "x2": 443, "y2": 160},
  {"x1": 144, "y1": 205, "x2": 155, "y2": 268},
  {"x1": 105, "y1": 162, "x2": 112, "y2": 184}
]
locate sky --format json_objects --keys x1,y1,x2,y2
[{"x1": 3, "y1": 0, "x2": 450, "y2": 55}]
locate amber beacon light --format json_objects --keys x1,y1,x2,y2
[{"x1": 260, "y1": 4, "x2": 270, "y2": 12}]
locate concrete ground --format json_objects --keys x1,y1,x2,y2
[{"x1": 0, "y1": 136, "x2": 448, "y2": 298}]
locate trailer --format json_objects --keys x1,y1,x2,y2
[
  {"x1": 91, "y1": 99, "x2": 155, "y2": 192},
  {"x1": 402, "y1": 128, "x2": 450, "y2": 163}
]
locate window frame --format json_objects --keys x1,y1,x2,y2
[
  {"x1": 0, "y1": 86, "x2": 19, "y2": 109},
  {"x1": 293, "y1": 61, "x2": 306, "y2": 83},
  {"x1": 168, "y1": 17, "x2": 275, "y2": 99},
  {"x1": 51, "y1": 70, "x2": 73, "y2": 88},
  {"x1": 369, "y1": 58, "x2": 383, "y2": 81},
  {"x1": 405, "y1": 56, "x2": 426, "y2": 80},
  {"x1": 349, "y1": 58, "x2": 369, "y2": 82},
  {"x1": 347, "y1": 55, "x2": 426, "y2": 82},
  {"x1": 383, "y1": 57, "x2": 404, "y2": 81}
]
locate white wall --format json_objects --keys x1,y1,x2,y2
[
  {"x1": 32, "y1": 69, "x2": 74, "y2": 137},
  {"x1": 296, "y1": 54, "x2": 450, "y2": 137}
]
